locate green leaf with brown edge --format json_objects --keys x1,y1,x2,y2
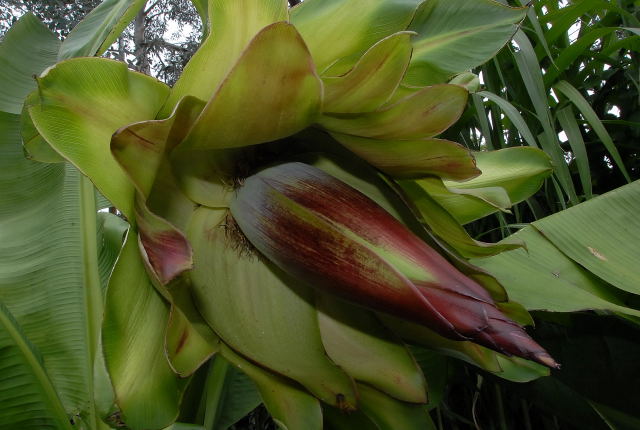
[
  {"x1": 161, "y1": 0, "x2": 288, "y2": 117},
  {"x1": 532, "y1": 180, "x2": 640, "y2": 296},
  {"x1": 330, "y1": 132, "x2": 480, "y2": 181},
  {"x1": 187, "y1": 206, "x2": 357, "y2": 409},
  {"x1": 220, "y1": 343, "x2": 323, "y2": 430},
  {"x1": 406, "y1": 0, "x2": 527, "y2": 85},
  {"x1": 28, "y1": 57, "x2": 170, "y2": 219},
  {"x1": 418, "y1": 147, "x2": 553, "y2": 225},
  {"x1": 322, "y1": 32, "x2": 413, "y2": 113},
  {"x1": 471, "y1": 226, "x2": 640, "y2": 316},
  {"x1": 102, "y1": 232, "x2": 188, "y2": 430},
  {"x1": 396, "y1": 180, "x2": 522, "y2": 258},
  {"x1": 318, "y1": 84, "x2": 468, "y2": 140},
  {"x1": 178, "y1": 22, "x2": 321, "y2": 151},
  {"x1": 357, "y1": 383, "x2": 437, "y2": 430},
  {"x1": 316, "y1": 293, "x2": 427, "y2": 404},
  {"x1": 0, "y1": 14, "x2": 60, "y2": 114},
  {"x1": 290, "y1": 0, "x2": 421, "y2": 74}
]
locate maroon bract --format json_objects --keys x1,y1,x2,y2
[{"x1": 231, "y1": 162, "x2": 558, "y2": 368}]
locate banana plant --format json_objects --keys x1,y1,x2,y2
[{"x1": 2, "y1": 0, "x2": 639, "y2": 429}]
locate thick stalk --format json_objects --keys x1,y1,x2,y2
[{"x1": 80, "y1": 175, "x2": 102, "y2": 429}]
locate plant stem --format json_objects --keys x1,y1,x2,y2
[
  {"x1": 80, "y1": 174, "x2": 102, "y2": 429},
  {"x1": 494, "y1": 383, "x2": 508, "y2": 430},
  {"x1": 203, "y1": 355, "x2": 230, "y2": 430}
]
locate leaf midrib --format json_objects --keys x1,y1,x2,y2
[{"x1": 0, "y1": 305, "x2": 74, "y2": 430}]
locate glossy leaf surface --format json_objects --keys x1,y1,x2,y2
[{"x1": 357, "y1": 383, "x2": 436, "y2": 430}]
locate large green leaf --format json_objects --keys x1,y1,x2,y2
[
  {"x1": 187, "y1": 207, "x2": 357, "y2": 409},
  {"x1": 59, "y1": 0, "x2": 147, "y2": 59},
  {"x1": 418, "y1": 147, "x2": 553, "y2": 224},
  {"x1": 532, "y1": 180, "x2": 640, "y2": 296},
  {"x1": 290, "y1": 0, "x2": 421, "y2": 74},
  {"x1": 0, "y1": 112, "x2": 103, "y2": 426},
  {"x1": 0, "y1": 303, "x2": 73, "y2": 430},
  {"x1": 178, "y1": 22, "x2": 321, "y2": 151},
  {"x1": 27, "y1": 57, "x2": 170, "y2": 219},
  {"x1": 102, "y1": 233, "x2": 188, "y2": 430},
  {"x1": 161, "y1": 0, "x2": 288, "y2": 116},
  {"x1": 406, "y1": 0, "x2": 527, "y2": 85},
  {"x1": 471, "y1": 226, "x2": 640, "y2": 316},
  {"x1": 319, "y1": 84, "x2": 468, "y2": 140},
  {"x1": 0, "y1": 14, "x2": 60, "y2": 114}
]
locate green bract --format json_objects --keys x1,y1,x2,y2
[{"x1": 5, "y1": 0, "x2": 637, "y2": 429}]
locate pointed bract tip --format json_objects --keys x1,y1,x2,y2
[{"x1": 535, "y1": 353, "x2": 560, "y2": 370}]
